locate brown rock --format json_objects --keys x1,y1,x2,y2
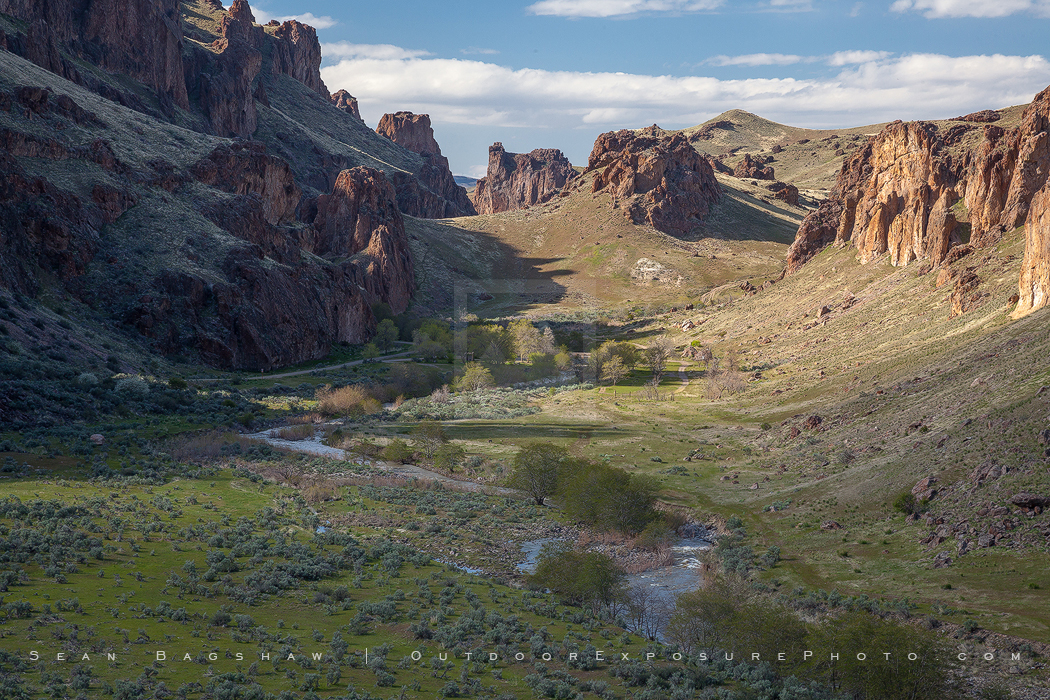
[
  {"x1": 1009, "y1": 493, "x2": 1050, "y2": 509},
  {"x1": 587, "y1": 129, "x2": 720, "y2": 236},
  {"x1": 310, "y1": 167, "x2": 414, "y2": 313},
  {"x1": 804, "y1": 415, "x2": 823, "y2": 430},
  {"x1": 377, "y1": 112, "x2": 443, "y2": 156},
  {"x1": 734, "y1": 153, "x2": 774, "y2": 180},
  {"x1": 472, "y1": 143, "x2": 577, "y2": 214},
  {"x1": 821, "y1": 520, "x2": 841, "y2": 530},
  {"x1": 912, "y1": 476, "x2": 938, "y2": 496},
  {"x1": 375, "y1": 112, "x2": 476, "y2": 218},
  {"x1": 191, "y1": 141, "x2": 301, "y2": 226},
  {"x1": 0, "y1": 0, "x2": 189, "y2": 110},
  {"x1": 330, "y1": 90, "x2": 362, "y2": 121},
  {"x1": 766, "y1": 181, "x2": 799, "y2": 206},
  {"x1": 953, "y1": 110, "x2": 1001, "y2": 123},
  {"x1": 269, "y1": 18, "x2": 329, "y2": 98},
  {"x1": 949, "y1": 268, "x2": 982, "y2": 318}
]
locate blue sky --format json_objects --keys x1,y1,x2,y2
[{"x1": 246, "y1": 0, "x2": 1050, "y2": 178}]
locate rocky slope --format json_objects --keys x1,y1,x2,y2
[
  {"x1": 584, "y1": 128, "x2": 720, "y2": 236},
  {"x1": 0, "y1": 0, "x2": 470, "y2": 219},
  {"x1": 0, "y1": 4, "x2": 419, "y2": 370},
  {"x1": 785, "y1": 84, "x2": 1050, "y2": 318},
  {"x1": 375, "y1": 111, "x2": 475, "y2": 218},
  {"x1": 471, "y1": 142, "x2": 576, "y2": 214}
]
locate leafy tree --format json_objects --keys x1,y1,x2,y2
[
  {"x1": 806, "y1": 612, "x2": 960, "y2": 700},
  {"x1": 373, "y1": 319, "x2": 399, "y2": 352},
  {"x1": 382, "y1": 438, "x2": 413, "y2": 464},
  {"x1": 558, "y1": 460, "x2": 659, "y2": 535},
  {"x1": 361, "y1": 343, "x2": 380, "y2": 362},
  {"x1": 454, "y1": 362, "x2": 494, "y2": 392},
  {"x1": 600, "y1": 356, "x2": 628, "y2": 386},
  {"x1": 433, "y1": 443, "x2": 465, "y2": 473},
  {"x1": 508, "y1": 443, "x2": 568, "y2": 505},
  {"x1": 528, "y1": 543, "x2": 625, "y2": 613},
  {"x1": 509, "y1": 320, "x2": 543, "y2": 361}
]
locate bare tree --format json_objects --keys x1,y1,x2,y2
[
  {"x1": 643, "y1": 336, "x2": 675, "y2": 386},
  {"x1": 626, "y1": 584, "x2": 672, "y2": 640}
]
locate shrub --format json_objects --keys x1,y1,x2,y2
[
  {"x1": 382, "y1": 438, "x2": 413, "y2": 464},
  {"x1": 315, "y1": 384, "x2": 381, "y2": 418}
]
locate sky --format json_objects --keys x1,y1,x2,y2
[{"x1": 245, "y1": 0, "x2": 1050, "y2": 178}]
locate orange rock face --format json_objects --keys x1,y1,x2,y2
[
  {"x1": 786, "y1": 84, "x2": 1050, "y2": 318},
  {"x1": 471, "y1": 143, "x2": 576, "y2": 214},
  {"x1": 587, "y1": 130, "x2": 720, "y2": 236}
]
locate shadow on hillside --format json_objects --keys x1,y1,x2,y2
[{"x1": 406, "y1": 218, "x2": 570, "y2": 317}]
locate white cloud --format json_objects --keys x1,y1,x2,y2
[
  {"x1": 764, "y1": 0, "x2": 814, "y2": 11},
  {"x1": 526, "y1": 0, "x2": 723, "y2": 18},
  {"x1": 461, "y1": 47, "x2": 501, "y2": 55},
  {"x1": 320, "y1": 43, "x2": 432, "y2": 60},
  {"x1": 826, "y1": 50, "x2": 893, "y2": 65},
  {"x1": 707, "y1": 53, "x2": 806, "y2": 66},
  {"x1": 251, "y1": 8, "x2": 338, "y2": 28},
  {"x1": 890, "y1": 0, "x2": 1050, "y2": 18},
  {"x1": 320, "y1": 48, "x2": 1050, "y2": 136}
]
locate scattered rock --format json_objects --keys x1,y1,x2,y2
[
  {"x1": 89, "y1": 434, "x2": 105, "y2": 446},
  {"x1": 1009, "y1": 493, "x2": 1050, "y2": 509},
  {"x1": 803, "y1": 415, "x2": 823, "y2": 430},
  {"x1": 820, "y1": 520, "x2": 841, "y2": 530}
]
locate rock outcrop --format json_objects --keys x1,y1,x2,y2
[
  {"x1": 734, "y1": 153, "x2": 775, "y2": 180},
  {"x1": 471, "y1": 143, "x2": 577, "y2": 214},
  {"x1": 331, "y1": 89, "x2": 362, "y2": 121},
  {"x1": 586, "y1": 129, "x2": 720, "y2": 236},
  {"x1": 375, "y1": 111, "x2": 476, "y2": 218},
  {"x1": 786, "y1": 84, "x2": 1050, "y2": 318},
  {"x1": 268, "y1": 18, "x2": 328, "y2": 98}
]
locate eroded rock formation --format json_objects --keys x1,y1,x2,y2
[
  {"x1": 471, "y1": 143, "x2": 576, "y2": 214},
  {"x1": 586, "y1": 130, "x2": 720, "y2": 235},
  {"x1": 375, "y1": 111, "x2": 475, "y2": 218},
  {"x1": 786, "y1": 85, "x2": 1050, "y2": 318}
]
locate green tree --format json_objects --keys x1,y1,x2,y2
[
  {"x1": 433, "y1": 443, "x2": 465, "y2": 473},
  {"x1": 382, "y1": 438, "x2": 413, "y2": 464},
  {"x1": 454, "y1": 362, "x2": 494, "y2": 392},
  {"x1": 373, "y1": 319, "x2": 399, "y2": 352},
  {"x1": 508, "y1": 443, "x2": 568, "y2": 505},
  {"x1": 600, "y1": 356, "x2": 628, "y2": 386},
  {"x1": 509, "y1": 319, "x2": 542, "y2": 361},
  {"x1": 528, "y1": 543, "x2": 626, "y2": 614},
  {"x1": 361, "y1": 343, "x2": 380, "y2": 362},
  {"x1": 806, "y1": 612, "x2": 960, "y2": 700}
]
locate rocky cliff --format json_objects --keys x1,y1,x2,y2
[
  {"x1": 586, "y1": 129, "x2": 720, "y2": 236},
  {"x1": 471, "y1": 143, "x2": 576, "y2": 214},
  {"x1": 786, "y1": 85, "x2": 1050, "y2": 317},
  {"x1": 0, "y1": 0, "x2": 189, "y2": 111},
  {"x1": 0, "y1": 40, "x2": 414, "y2": 369},
  {"x1": 375, "y1": 111, "x2": 475, "y2": 218}
]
